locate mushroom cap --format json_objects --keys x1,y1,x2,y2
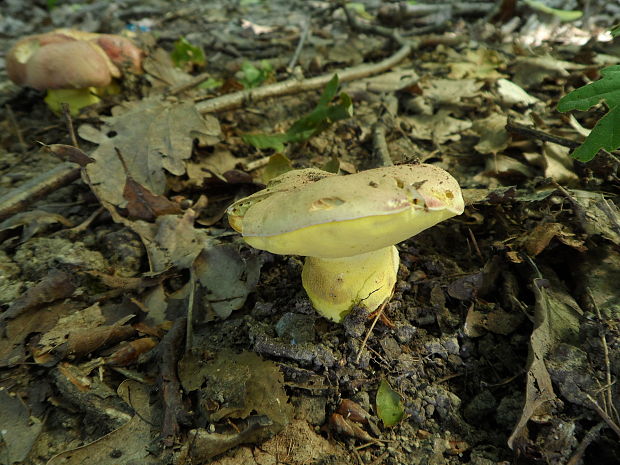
[
  {"x1": 6, "y1": 29, "x2": 142, "y2": 90},
  {"x1": 228, "y1": 164, "x2": 464, "y2": 258},
  {"x1": 11, "y1": 40, "x2": 115, "y2": 90}
]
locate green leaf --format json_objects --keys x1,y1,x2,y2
[
  {"x1": 262, "y1": 153, "x2": 293, "y2": 183},
  {"x1": 322, "y1": 155, "x2": 340, "y2": 173},
  {"x1": 557, "y1": 65, "x2": 620, "y2": 161},
  {"x1": 523, "y1": 0, "x2": 582, "y2": 21},
  {"x1": 611, "y1": 24, "x2": 620, "y2": 38},
  {"x1": 242, "y1": 133, "x2": 289, "y2": 152},
  {"x1": 242, "y1": 75, "x2": 354, "y2": 151},
  {"x1": 570, "y1": 105, "x2": 620, "y2": 162},
  {"x1": 376, "y1": 379, "x2": 404, "y2": 427},
  {"x1": 198, "y1": 78, "x2": 223, "y2": 90},
  {"x1": 346, "y1": 2, "x2": 374, "y2": 20},
  {"x1": 557, "y1": 65, "x2": 620, "y2": 111},
  {"x1": 170, "y1": 37, "x2": 206, "y2": 69},
  {"x1": 240, "y1": 61, "x2": 273, "y2": 89}
]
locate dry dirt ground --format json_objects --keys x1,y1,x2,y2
[{"x1": 1, "y1": 1, "x2": 620, "y2": 464}]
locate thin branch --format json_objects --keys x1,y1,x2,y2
[
  {"x1": 566, "y1": 422, "x2": 606, "y2": 465},
  {"x1": 585, "y1": 393, "x2": 620, "y2": 440},
  {"x1": 196, "y1": 43, "x2": 412, "y2": 114},
  {"x1": 506, "y1": 119, "x2": 620, "y2": 164},
  {"x1": 0, "y1": 163, "x2": 81, "y2": 222},
  {"x1": 355, "y1": 299, "x2": 389, "y2": 364},
  {"x1": 372, "y1": 123, "x2": 393, "y2": 167},
  {"x1": 61, "y1": 103, "x2": 79, "y2": 148},
  {"x1": 288, "y1": 18, "x2": 310, "y2": 70},
  {"x1": 4, "y1": 104, "x2": 27, "y2": 152},
  {"x1": 588, "y1": 287, "x2": 620, "y2": 425},
  {"x1": 506, "y1": 119, "x2": 580, "y2": 149},
  {"x1": 159, "y1": 317, "x2": 191, "y2": 447},
  {"x1": 169, "y1": 72, "x2": 213, "y2": 96}
]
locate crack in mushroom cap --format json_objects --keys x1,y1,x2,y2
[{"x1": 228, "y1": 164, "x2": 464, "y2": 258}]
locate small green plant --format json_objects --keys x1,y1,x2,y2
[
  {"x1": 242, "y1": 74, "x2": 353, "y2": 152},
  {"x1": 239, "y1": 60, "x2": 273, "y2": 89},
  {"x1": 557, "y1": 65, "x2": 620, "y2": 162},
  {"x1": 170, "y1": 37, "x2": 206, "y2": 70},
  {"x1": 376, "y1": 379, "x2": 404, "y2": 427}
]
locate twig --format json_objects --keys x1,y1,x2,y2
[
  {"x1": 159, "y1": 317, "x2": 191, "y2": 447},
  {"x1": 588, "y1": 287, "x2": 620, "y2": 425},
  {"x1": 242, "y1": 155, "x2": 272, "y2": 172},
  {"x1": 566, "y1": 422, "x2": 606, "y2": 465},
  {"x1": 506, "y1": 119, "x2": 580, "y2": 149},
  {"x1": 61, "y1": 103, "x2": 79, "y2": 148},
  {"x1": 355, "y1": 300, "x2": 388, "y2": 364},
  {"x1": 4, "y1": 104, "x2": 27, "y2": 152},
  {"x1": 186, "y1": 268, "x2": 196, "y2": 353},
  {"x1": 378, "y1": 2, "x2": 494, "y2": 19},
  {"x1": 65, "y1": 206, "x2": 105, "y2": 234},
  {"x1": 169, "y1": 72, "x2": 213, "y2": 96},
  {"x1": 196, "y1": 43, "x2": 412, "y2": 114},
  {"x1": 467, "y1": 228, "x2": 483, "y2": 261},
  {"x1": 372, "y1": 123, "x2": 393, "y2": 167},
  {"x1": 506, "y1": 119, "x2": 620, "y2": 164},
  {"x1": 0, "y1": 163, "x2": 81, "y2": 222},
  {"x1": 585, "y1": 393, "x2": 620, "y2": 440},
  {"x1": 288, "y1": 18, "x2": 310, "y2": 70}
]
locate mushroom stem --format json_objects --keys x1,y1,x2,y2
[
  {"x1": 45, "y1": 82, "x2": 120, "y2": 115},
  {"x1": 301, "y1": 245, "x2": 399, "y2": 322},
  {"x1": 45, "y1": 88, "x2": 101, "y2": 115}
]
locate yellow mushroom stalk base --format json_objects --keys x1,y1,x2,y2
[
  {"x1": 301, "y1": 246, "x2": 399, "y2": 322},
  {"x1": 45, "y1": 88, "x2": 101, "y2": 115},
  {"x1": 45, "y1": 82, "x2": 120, "y2": 115}
]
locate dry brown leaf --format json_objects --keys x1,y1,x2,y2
[
  {"x1": 42, "y1": 144, "x2": 95, "y2": 167},
  {"x1": 142, "y1": 47, "x2": 194, "y2": 88},
  {"x1": 464, "y1": 305, "x2": 525, "y2": 337},
  {"x1": 194, "y1": 244, "x2": 262, "y2": 319},
  {"x1": 495, "y1": 79, "x2": 539, "y2": 106},
  {"x1": 47, "y1": 380, "x2": 153, "y2": 465},
  {"x1": 0, "y1": 210, "x2": 73, "y2": 242},
  {"x1": 420, "y1": 77, "x2": 484, "y2": 104},
  {"x1": 521, "y1": 223, "x2": 586, "y2": 256},
  {"x1": 33, "y1": 303, "x2": 137, "y2": 361},
  {"x1": 79, "y1": 97, "x2": 221, "y2": 207},
  {"x1": 185, "y1": 147, "x2": 245, "y2": 186},
  {"x1": 447, "y1": 48, "x2": 506, "y2": 80},
  {"x1": 511, "y1": 56, "x2": 580, "y2": 88},
  {"x1": 508, "y1": 272, "x2": 581, "y2": 449},
  {"x1": 404, "y1": 109, "x2": 472, "y2": 144},
  {"x1": 0, "y1": 389, "x2": 43, "y2": 463},
  {"x1": 2, "y1": 269, "x2": 75, "y2": 323},
  {"x1": 124, "y1": 176, "x2": 182, "y2": 221},
  {"x1": 472, "y1": 113, "x2": 510, "y2": 154}
]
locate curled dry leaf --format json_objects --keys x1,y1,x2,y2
[
  {"x1": 123, "y1": 176, "x2": 182, "y2": 222},
  {"x1": 329, "y1": 413, "x2": 375, "y2": 442},
  {"x1": 42, "y1": 144, "x2": 95, "y2": 167}
]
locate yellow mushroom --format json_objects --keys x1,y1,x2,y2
[{"x1": 227, "y1": 164, "x2": 464, "y2": 322}]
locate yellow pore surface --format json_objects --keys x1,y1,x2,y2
[
  {"x1": 301, "y1": 246, "x2": 399, "y2": 322},
  {"x1": 244, "y1": 206, "x2": 457, "y2": 259}
]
